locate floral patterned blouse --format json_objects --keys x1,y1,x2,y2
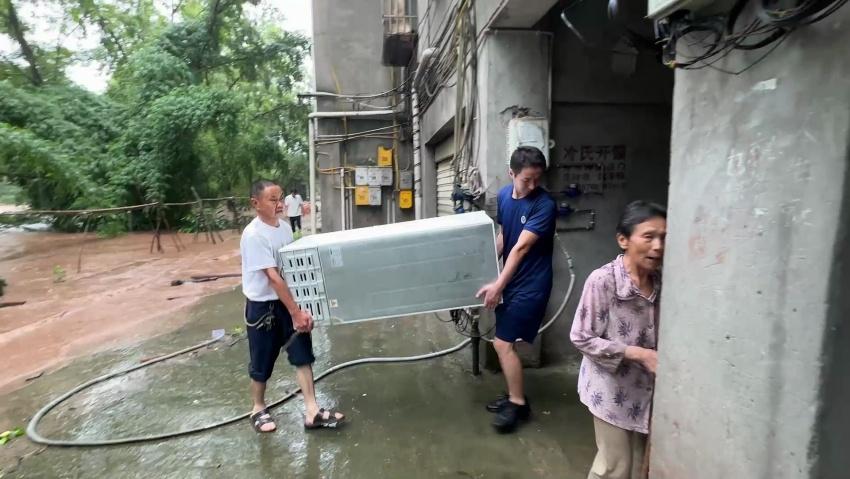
[{"x1": 570, "y1": 255, "x2": 660, "y2": 434}]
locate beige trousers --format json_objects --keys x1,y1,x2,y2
[{"x1": 587, "y1": 416, "x2": 648, "y2": 479}]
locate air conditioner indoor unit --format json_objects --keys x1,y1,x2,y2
[
  {"x1": 506, "y1": 117, "x2": 551, "y2": 167},
  {"x1": 279, "y1": 211, "x2": 500, "y2": 324}
]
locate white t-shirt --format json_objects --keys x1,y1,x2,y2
[
  {"x1": 284, "y1": 194, "x2": 303, "y2": 217},
  {"x1": 240, "y1": 217, "x2": 294, "y2": 301}
]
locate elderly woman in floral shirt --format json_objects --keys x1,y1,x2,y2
[{"x1": 570, "y1": 201, "x2": 667, "y2": 479}]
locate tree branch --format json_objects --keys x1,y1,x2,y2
[
  {"x1": 3, "y1": 0, "x2": 43, "y2": 85},
  {"x1": 89, "y1": 10, "x2": 128, "y2": 66}
]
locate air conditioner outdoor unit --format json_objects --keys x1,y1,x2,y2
[{"x1": 279, "y1": 211, "x2": 499, "y2": 324}]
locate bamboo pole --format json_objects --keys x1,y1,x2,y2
[{"x1": 76, "y1": 214, "x2": 91, "y2": 273}]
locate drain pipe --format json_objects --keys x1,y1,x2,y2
[
  {"x1": 411, "y1": 48, "x2": 435, "y2": 220},
  {"x1": 412, "y1": 89, "x2": 423, "y2": 220},
  {"x1": 308, "y1": 118, "x2": 318, "y2": 234},
  {"x1": 339, "y1": 168, "x2": 346, "y2": 230}
]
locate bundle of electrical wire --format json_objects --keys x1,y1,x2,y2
[{"x1": 660, "y1": 0, "x2": 847, "y2": 72}]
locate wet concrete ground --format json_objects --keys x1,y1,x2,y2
[{"x1": 1, "y1": 290, "x2": 595, "y2": 478}]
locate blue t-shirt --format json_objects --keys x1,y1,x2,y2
[{"x1": 497, "y1": 184, "x2": 557, "y2": 295}]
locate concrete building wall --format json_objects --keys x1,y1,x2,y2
[
  {"x1": 312, "y1": 0, "x2": 393, "y2": 104},
  {"x1": 540, "y1": 3, "x2": 673, "y2": 364},
  {"x1": 415, "y1": 0, "x2": 467, "y2": 220},
  {"x1": 413, "y1": 1, "x2": 673, "y2": 364},
  {"x1": 476, "y1": 30, "x2": 552, "y2": 214},
  {"x1": 312, "y1": 0, "x2": 415, "y2": 232},
  {"x1": 414, "y1": 0, "x2": 559, "y2": 220},
  {"x1": 649, "y1": 6, "x2": 850, "y2": 479}
]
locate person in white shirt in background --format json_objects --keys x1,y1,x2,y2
[
  {"x1": 284, "y1": 188, "x2": 304, "y2": 232},
  {"x1": 241, "y1": 179, "x2": 344, "y2": 433}
]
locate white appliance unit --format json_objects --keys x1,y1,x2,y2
[
  {"x1": 279, "y1": 211, "x2": 500, "y2": 323},
  {"x1": 506, "y1": 116, "x2": 551, "y2": 168}
]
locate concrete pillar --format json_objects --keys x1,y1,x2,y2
[
  {"x1": 650, "y1": 7, "x2": 850, "y2": 479},
  {"x1": 476, "y1": 30, "x2": 551, "y2": 201},
  {"x1": 476, "y1": 30, "x2": 551, "y2": 368}
]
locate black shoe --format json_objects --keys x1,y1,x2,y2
[
  {"x1": 486, "y1": 393, "x2": 530, "y2": 413},
  {"x1": 486, "y1": 393, "x2": 509, "y2": 413},
  {"x1": 492, "y1": 401, "x2": 531, "y2": 433}
]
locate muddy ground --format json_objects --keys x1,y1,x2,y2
[{"x1": 0, "y1": 228, "x2": 243, "y2": 393}]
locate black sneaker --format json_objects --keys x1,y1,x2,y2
[
  {"x1": 486, "y1": 393, "x2": 509, "y2": 413},
  {"x1": 486, "y1": 393, "x2": 530, "y2": 413},
  {"x1": 492, "y1": 401, "x2": 531, "y2": 433}
]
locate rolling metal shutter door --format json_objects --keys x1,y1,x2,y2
[
  {"x1": 436, "y1": 157, "x2": 456, "y2": 216},
  {"x1": 435, "y1": 134, "x2": 455, "y2": 217}
]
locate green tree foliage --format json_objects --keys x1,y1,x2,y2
[{"x1": 0, "y1": 0, "x2": 310, "y2": 222}]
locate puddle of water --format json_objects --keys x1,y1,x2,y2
[{"x1": 1, "y1": 290, "x2": 595, "y2": 478}]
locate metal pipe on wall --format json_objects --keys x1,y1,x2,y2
[
  {"x1": 310, "y1": 110, "x2": 404, "y2": 232},
  {"x1": 339, "y1": 168, "x2": 346, "y2": 230},
  {"x1": 391, "y1": 66, "x2": 400, "y2": 225},
  {"x1": 345, "y1": 187, "x2": 354, "y2": 232},
  {"x1": 412, "y1": 88, "x2": 422, "y2": 220},
  {"x1": 308, "y1": 110, "x2": 401, "y2": 119},
  {"x1": 411, "y1": 48, "x2": 435, "y2": 221},
  {"x1": 308, "y1": 118, "x2": 317, "y2": 234}
]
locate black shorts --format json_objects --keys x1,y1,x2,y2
[
  {"x1": 494, "y1": 290, "x2": 550, "y2": 343},
  {"x1": 245, "y1": 299, "x2": 315, "y2": 382}
]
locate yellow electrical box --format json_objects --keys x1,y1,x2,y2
[
  {"x1": 399, "y1": 190, "x2": 413, "y2": 209},
  {"x1": 377, "y1": 146, "x2": 393, "y2": 167},
  {"x1": 355, "y1": 186, "x2": 370, "y2": 206}
]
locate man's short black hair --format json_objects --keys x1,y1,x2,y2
[
  {"x1": 509, "y1": 146, "x2": 547, "y2": 174},
  {"x1": 250, "y1": 179, "x2": 279, "y2": 199},
  {"x1": 616, "y1": 200, "x2": 667, "y2": 237}
]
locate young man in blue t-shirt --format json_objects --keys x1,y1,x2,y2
[{"x1": 477, "y1": 146, "x2": 557, "y2": 433}]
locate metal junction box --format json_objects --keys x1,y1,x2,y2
[{"x1": 279, "y1": 211, "x2": 499, "y2": 323}]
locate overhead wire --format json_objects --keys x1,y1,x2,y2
[
  {"x1": 659, "y1": 0, "x2": 846, "y2": 72},
  {"x1": 301, "y1": 76, "x2": 412, "y2": 100}
]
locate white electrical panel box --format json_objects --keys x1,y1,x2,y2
[
  {"x1": 279, "y1": 211, "x2": 499, "y2": 323},
  {"x1": 367, "y1": 167, "x2": 381, "y2": 186},
  {"x1": 355, "y1": 167, "x2": 369, "y2": 186},
  {"x1": 379, "y1": 167, "x2": 393, "y2": 186},
  {"x1": 507, "y1": 117, "x2": 550, "y2": 168},
  {"x1": 368, "y1": 186, "x2": 382, "y2": 206},
  {"x1": 399, "y1": 171, "x2": 413, "y2": 189}
]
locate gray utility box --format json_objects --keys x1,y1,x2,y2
[{"x1": 279, "y1": 211, "x2": 499, "y2": 323}]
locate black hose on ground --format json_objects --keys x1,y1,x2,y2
[{"x1": 26, "y1": 336, "x2": 470, "y2": 447}]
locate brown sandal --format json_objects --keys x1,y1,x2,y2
[
  {"x1": 304, "y1": 408, "x2": 345, "y2": 430},
  {"x1": 250, "y1": 408, "x2": 276, "y2": 433}
]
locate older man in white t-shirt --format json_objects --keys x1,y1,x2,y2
[
  {"x1": 241, "y1": 179, "x2": 344, "y2": 433},
  {"x1": 284, "y1": 188, "x2": 303, "y2": 232}
]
